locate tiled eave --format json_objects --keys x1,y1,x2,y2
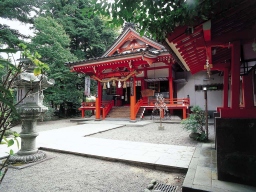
[{"x1": 66, "y1": 49, "x2": 169, "y2": 68}]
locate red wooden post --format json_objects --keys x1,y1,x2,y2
[
  {"x1": 130, "y1": 76, "x2": 136, "y2": 121},
  {"x1": 169, "y1": 66, "x2": 173, "y2": 104},
  {"x1": 182, "y1": 107, "x2": 187, "y2": 119},
  {"x1": 81, "y1": 109, "x2": 85, "y2": 118},
  {"x1": 242, "y1": 70, "x2": 254, "y2": 108},
  {"x1": 95, "y1": 81, "x2": 101, "y2": 120},
  {"x1": 223, "y1": 67, "x2": 229, "y2": 108},
  {"x1": 231, "y1": 41, "x2": 240, "y2": 109}
]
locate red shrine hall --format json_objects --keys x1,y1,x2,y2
[{"x1": 67, "y1": 24, "x2": 190, "y2": 121}]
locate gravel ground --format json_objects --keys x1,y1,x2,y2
[
  {"x1": 1, "y1": 119, "x2": 214, "y2": 192},
  {"x1": 90, "y1": 122, "x2": 215, "y2": 147},
  {"x1": 1, "y1": 151, "x2": 184, "y2": 192}
]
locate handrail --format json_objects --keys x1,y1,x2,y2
[
  {"x1": 102, "y1": 100, "x2": 114, "y2": 119},
  {"x1": 143, "y1": 98, "x2": 190, "y2": 106},
  {"x1": 80, "y1": 100, "x2": 114, "y2": 119},
  {"x1": 134, "y1": 99, "x2": 143, "y2": 117},
  {"x1": 81, "y1": 101, "x2": 95, "y2": 107}
]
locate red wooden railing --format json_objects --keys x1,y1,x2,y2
[
  {"x1": 141, "y1": 97, "x2": 190, "y2": 119},
  {"x1": 143, "y1": 98, "x2": 190, "y2": 106},
  {"x1": 102, "y1": 100, "x2": 114, "y2": 119},
  {"x1": 134, "y1": 99, "x2": 144, "y2": 117},
  {"x1": 79, "y1": 100, "x2": 114, "y2": 119}
]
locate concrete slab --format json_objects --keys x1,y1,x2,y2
[
  {"x1": 77, "y1": 119, "x2": 152, "y2": 127},
  {"x1": 182, "y1": 142, "x2": 256, "y2": 192},
  {"x1": 1, "y1": 122, "x2": 195, "y2": 173}
]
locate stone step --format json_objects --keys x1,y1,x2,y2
[{"x1": 107, "y1": 106, "x2": 130, "y2": 118}]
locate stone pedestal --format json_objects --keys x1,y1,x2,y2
[
  {"x1": 216, "y1": 118, "x2": 256, "y2": 187},
  {"x1": 9, "y1": 105, "x2": 47, "y2": 164}
]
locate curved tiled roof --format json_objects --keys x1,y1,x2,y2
[{"x1": 66, "y1": 47, "x2": 168, "y2": 67}]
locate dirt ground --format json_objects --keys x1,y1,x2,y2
[{"x1": 1, "y1": 118, "x2": 214, "y2": 192}]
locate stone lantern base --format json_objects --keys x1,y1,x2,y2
[
  {"x1": 9, "y1": 150, "x2": 46, "y2": 164},
  {"x1": 9, "y1": 106, "x2": 48, "y2": 164}
]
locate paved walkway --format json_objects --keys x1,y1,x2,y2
[
  {"x1": 182, "y1": 143, "x2": 256, "y2": 192},
  {"x1": 1, "y1": 120, "x2": 195, "y2": 172}
]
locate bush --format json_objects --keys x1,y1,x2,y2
[
  {"x1": 181, "y1": 106, "x2": 206, "y2": 141},
  {"x1": 40, "y1": 105, "x2": 56, "y2": 121},
  {"x1": 3, "y1": 130, "x2": 14, "y2": 137}
]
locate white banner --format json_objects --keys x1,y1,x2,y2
[{"x1": 84, "y1": 77, "x2": 90, "y2": 96}]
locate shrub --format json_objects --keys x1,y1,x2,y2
[{"x1": 181, "y1": 105, "x2": 206, "y2": 141}]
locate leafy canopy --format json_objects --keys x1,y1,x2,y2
[
  {"x1": 92, "y1": 0, "x2": 220, "y2": 40},
  {"x1": 29, "y1": 16, "x2": 80, "y2": 106}
]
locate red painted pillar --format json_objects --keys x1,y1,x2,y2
[
  {"x1": 169, "y1": 67, "x2": 173, "y2": 104},
  {"x1": 81, "y1": 109, "x2": 85, "y2": 118},
  {"x1": 144, "y1": 68, "x2": 148, "y2": 89},
  {"x1": 231, "y1": 41, "x2": 240, "y2": 109},
  {"x1": 223, "y1": 68, "x2": 229, "y2": 108},
  {"x1": 95, "y1": 81, "x2": 101, "y2": 120},
  {"x1": 134, "y1": 76, "x2": 136, "y2": 102},
  {"x1": 242, "y1": 70, "x2": 254, "y2": 108},
  {"x1": 182, "y1": 108, "x2": 187, "y2": 119},
  {"x1": 98, "y1": 81, "x2": 102, "y2": 110},
  {"x1": 130, "y1": 76, "x2": 136, "y2": 121}
]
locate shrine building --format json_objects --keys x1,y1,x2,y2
[{"x1": 66, "y1": 23, "x2": 224, "y2": 121}]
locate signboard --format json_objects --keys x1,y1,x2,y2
[{"x1": 84, "y1": 77, "x2": 90, "y2": 96}]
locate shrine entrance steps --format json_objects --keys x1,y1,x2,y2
[
  {"x1": 106, "y1": 106, "x2": 146, "y2": 120},
  {"x1": 107, "y1": 106, "x2": 130, "y2": 119}
]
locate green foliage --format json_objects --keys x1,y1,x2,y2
[
  {"x1": 40, "y1": 104, "x2": 56, "y2": 121},
  {"x1": 29, "y1": 16, "x2": 82, "y2": 109},
  {"x1": 32, "y1": 1, "x2": 118, "y2": 116},
  {"x1": 0, "y1": 0, "x2": 42, "y2": 184},
  {"x1": 3, "y1": 129, "x2": 14, "y2": 137},
  {"x1": 181, "y1": 105, "x2": 206, "y2": 141},
  {"x1": 0, "y1": 0, "x2": 39, "y2": 23},
  {"x1": 39, "y1": 0, "x2": 118, "y2": 60},
  {"x1": 93, "y1": 0, "x2": 222, "y2": 41},
  {"x1": 0, "y1": 43, "x2": 48, "y2": 142}
]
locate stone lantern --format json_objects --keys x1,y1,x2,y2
[{"x1": 9, "y1": 65, "x2": 54, "y2": 163}]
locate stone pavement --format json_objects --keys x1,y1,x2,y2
[
  {"x1": 183, "y1": 143, "x2": 256, "y2": 192},
  {"x1": 37, "y1": 120, "x2": 194, "y2": 172},
  {"x1": 0, "y1": 120, "x2": 194, "y2": 172}
]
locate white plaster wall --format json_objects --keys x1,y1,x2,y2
[{"x1": 176, "y1": 71, "x2": 224, "y2": 111}]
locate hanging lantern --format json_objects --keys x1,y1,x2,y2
[
  {"x1": 103, "y1": 82, "x2": 106, "y2": 89},
  {"x1": 107, "y1": 81, "x2": 110, "y2": 88},
  {"x1": 118, "y1": 81, "x2": 121, "y2": 88},
  {"x1": 123, "y1": 81, "x2": 126, "y2": 88},
  {"x1": 112, "y1": 80, "x2": 116, "y2": 86}
]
